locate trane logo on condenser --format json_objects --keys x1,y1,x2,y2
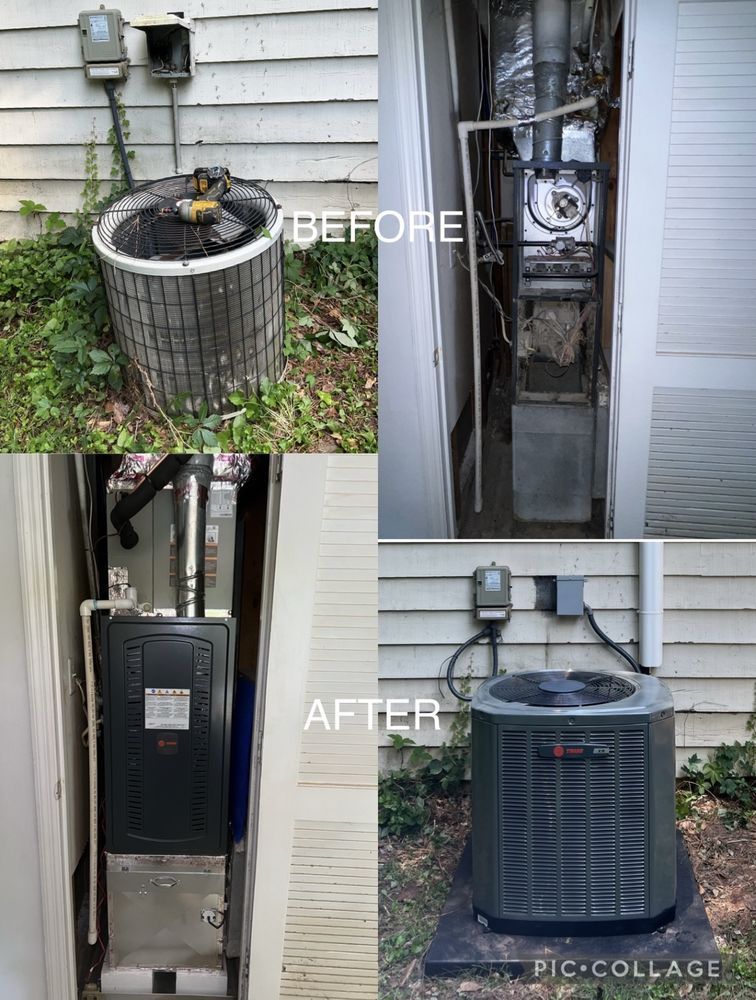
[{"x1": 537, "y1": 743, "x2": 611, "y2": 759}]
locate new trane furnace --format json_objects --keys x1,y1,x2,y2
[{"x1": 100, "y1": 456, "x2": 245, "y2": 994}]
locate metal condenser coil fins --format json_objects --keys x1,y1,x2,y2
[{"x1": 93, "y1": 175, "x2": 285, "y2": 414}]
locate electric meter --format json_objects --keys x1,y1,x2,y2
[
  {"x1": 474, "y1": 564, "x2": 512, "y2": 622},
  {"x1": 79, "y1": 8, "x2": 128, "y2": 79}
]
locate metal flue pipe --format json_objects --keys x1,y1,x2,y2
[
  {"x1": 532, "y1": 0, "x2": 572, "y2": 160},
  {"x1": 173, "y1": 455, "x2": 214, "y2": 617}
]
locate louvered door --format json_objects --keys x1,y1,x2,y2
[{"x1": 610, "y1": 0, "x2": 756, "y2": 537}]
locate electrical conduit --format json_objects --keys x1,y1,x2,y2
[{"x1": 80, "y1": 596, "x2": 137, "y2": 945}]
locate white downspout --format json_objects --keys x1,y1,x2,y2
[
  {"x1": 639, "y1": 541, "x2": 663, "y2": 671},
  {"x1": 80, "y1": 595, "x2": 137, "y2": 945}
]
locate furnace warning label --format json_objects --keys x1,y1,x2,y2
[{"x1": 144, "y1": 688, "x2": 190, "y2": 730}]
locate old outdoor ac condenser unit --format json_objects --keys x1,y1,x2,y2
[
  {"x1": 92, "y1": 176, "x2": 284, "y2": 413},
  {"x1": 471, "y1": 669, "x2": 676, "y2": 934}
]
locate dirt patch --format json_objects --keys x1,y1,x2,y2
[
  {"x1": 679, "y1": 798, "x2": 756, "y2": 938},
  {"x1": 379, "y1": 793, "x2": 756, "y2": 1000}
]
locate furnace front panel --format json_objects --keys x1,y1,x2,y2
[{"x1": 103, "y1": 617, "x2": 236, "y2": 855}]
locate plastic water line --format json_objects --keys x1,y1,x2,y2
[
  {"x1": 457, "y1": 95, "x2": 598, "y2": 514},
  {"x1": 639, "y1": 541, "x2": 664, "y2": 671},
  {"x1": 80, "y1": 595, "x2": 137, "y2": 946}
]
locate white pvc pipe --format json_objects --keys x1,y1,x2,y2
[
  {"x1": 444, "y1": 0, "x2": 460, "y2": 118},
  {"x1": 639, "y1": 541, "x2": 664, "y2": 671},
  {"x1": 457, "y1": 96, "x2": 598, "y2": 513},
  {"x1": 80, "y1": 597, "x2": 136, "y2": 945}
]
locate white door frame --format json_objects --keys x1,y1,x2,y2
[
  {"x1": 378, "y1": 0, "x2": 455, "y2": 538},
  {"x1": 607, "y1": 0, "x2": 677, "y2": 537},
  {"x1": 237, "y1": 456, "x2": 281, "y2": 999},
  {"x1": 14, "y1": 454, "x2": 78, "y2": 999},
  {"x1": 607, "y1": 0, "x2": 756, "y2": 537}
]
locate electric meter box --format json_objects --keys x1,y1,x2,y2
[
  {"x1": 474, "y1": 565, "x2": 512, "y2": 621},
  {"x1": 132, "y1": 13, "x2": 196, "y2": 77},
  {"x1": 78, "y1": 8, "x2": 126, "y2": 62}
]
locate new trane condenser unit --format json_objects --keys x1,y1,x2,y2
[{"x1": 471, "y1": 670, "x2": 677, "y2": 934}]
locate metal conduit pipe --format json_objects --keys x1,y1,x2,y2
[
  {"x1": 532, "y1": 0, "x2": 572, "y2": 161},
  {"x1": 173, "y1": 455, "x2": 214, "y2": 617},
  {"x1": 457, "y1": 95, "x2": 598, "y2": 513}
]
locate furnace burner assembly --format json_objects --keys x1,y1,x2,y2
[
  {"x1": 92, "y1": 172, "x2": 284, "y2": 414},
  {"x1": 79, "y1": 455, "x2": 254, "y2": 997},
  {"x1": 459, "y1": 0, "x2": 618, "y2": 522}
]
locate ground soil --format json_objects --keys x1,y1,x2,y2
[{"x1": 379, "y1": 794, "x2": 756, "y2": 1000}]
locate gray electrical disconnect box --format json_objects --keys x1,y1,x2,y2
[
  {"x1": 132, "y1": 13, "x2": 195, "y2": 77},
  {"x1": 556, "y1": 575, "x2": 585, "y2": 616},
  {"x1": 474, "y1": 565, "x2": 512, "y2": 621},
  {"x1": 78, "y1": 8, "x2": 128, "y2": 78}
]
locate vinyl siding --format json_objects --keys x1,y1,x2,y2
[
  {"x1": 281, "y1": 455, "x2": 377, "y2": 1000},
  {"x1": 251, "y1": 455, "x2": 377, "y2": 1000},
  {"x1": 378, "y1": 541, "x2": 756, "y2": 775},
  {"x1": 0, "y1": 1, "x2": 377, "y2": 239}
]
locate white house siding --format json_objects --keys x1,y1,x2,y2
[
  {"x1": 0, "y1": 0, "x2": 377, "y2": 239},
  {"x1": 250, "y1": 455, "x2": 377, "y2": 1000},
  {"x1": 378, "y1": 541, "x2": 756, "y2": 775}
]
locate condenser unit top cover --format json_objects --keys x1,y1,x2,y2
[
  {"x1": 472, "y1": 668, "x2": 673, "y2": 721},
  {"x1": 471, "y1": 670, "x2": 677, "y2": 935},
  {"x1": 93, "y1": 176, "x2": 281, "y2": 267}
]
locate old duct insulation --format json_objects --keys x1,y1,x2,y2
[{"x1": 489, "y1": 0, "x2": 615, "y2": 160}]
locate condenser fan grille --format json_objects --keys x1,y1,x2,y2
[
  {"x1": 488, "y1": 670, "x2": 635, "y2": 707},
  {"x1": 96, "y1": 176, "x2": 279, "y2": 262}
]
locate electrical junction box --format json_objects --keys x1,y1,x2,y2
[
  {"x1": 474, "y1": 565, "x2": 512, "y2": 622},
  {"x1": 102, "y1": 617, "x2": 236, "y2": 856},
  {"x1": 79, "y1": 8, "x2": 128, "y2": 78},
  {"x1": 556, "y1": 574, "x2": 585, "y2": 616},
  {"x1": 132, "y1": 13, "x2": 195, "y2": 78}
]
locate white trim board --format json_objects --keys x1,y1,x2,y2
[{"x1": 14, "y1": 454, "x2": 78, "y2": 1000}]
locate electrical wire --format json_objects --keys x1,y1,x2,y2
[
  {"x1": 104, "y1": 81, "x2": 134, "y2": 190},
  {"x1": 446, "y1": 622, "x2": 500, "y2": 702},
  {"x1": 584, "y1": 603, "x2": 642, "y2": 673}
]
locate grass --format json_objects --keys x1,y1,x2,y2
[
  {"x1": 379, "y1": 792, "x2": 756, "y2": 1000},
  {"x1": 0, "y1": 218, "x2": 377, "y2": 453}
]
